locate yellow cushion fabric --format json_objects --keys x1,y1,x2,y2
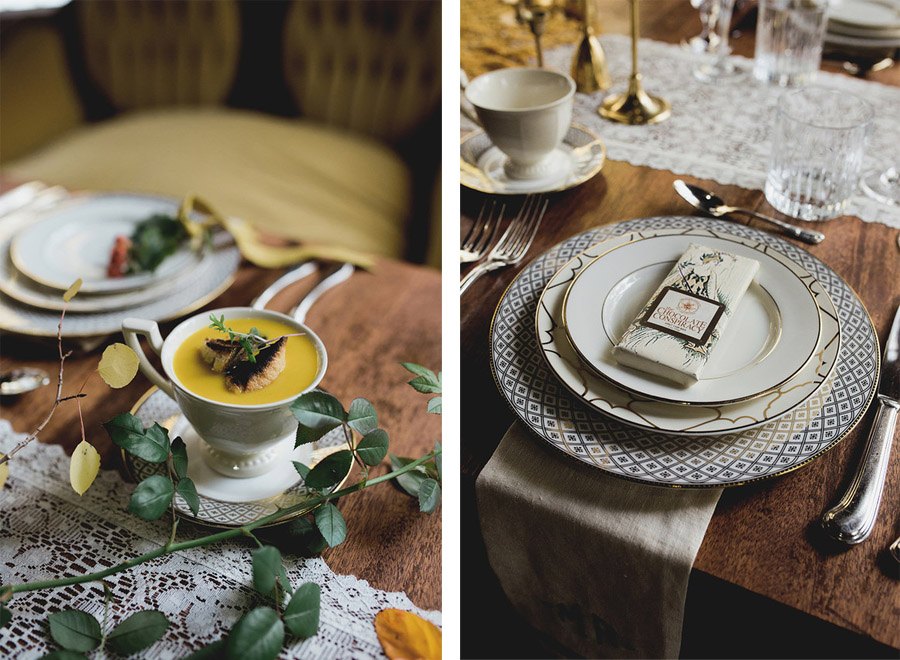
[
  {"x1": 77, "y1": 0, "x2": 240, "y2": 110},
  {"x1": 2, "y1": 108, "x2": 411, "y2": 258},
  {"x1": 282, "y1": 0, "x2": 441, "y2": 142},
  {"x1": 0, "y1": 24, "x2": 84, "y2": 163}
]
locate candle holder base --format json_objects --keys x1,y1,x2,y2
[{"x1": 598, "y1": 77, "x2": 670, "y2": 125}]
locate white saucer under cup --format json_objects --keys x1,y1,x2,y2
[{"x1": 465, "y1": 67, "x2": 576, "y2": 181}]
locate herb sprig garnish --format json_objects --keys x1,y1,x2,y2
[{"x1": 208, "y1": 314, "x2": 305, "y2": 363}]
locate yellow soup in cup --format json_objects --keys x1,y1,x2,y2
[{"x1": 172, "y1": 317, "x2": 320, "y2": 406}]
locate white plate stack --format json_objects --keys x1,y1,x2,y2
[
  {"x1": 826, "y1": 0, "x2": 900, "y2": 49},
  {"x1": 0, "y1": 191, "x2": 240, "y2": 339}
]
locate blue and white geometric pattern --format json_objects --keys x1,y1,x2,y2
[{"x1": 490, "y1": 217, "x2": 879, "y2": 487}]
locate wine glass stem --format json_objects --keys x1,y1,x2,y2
[
  {"x1": 714, "y1": 0, "x2": 735, "y2": 69},
  {"x1": 631, "y1": 0, "x2": 639, "y2": 75}
]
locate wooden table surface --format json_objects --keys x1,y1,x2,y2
[
  {"x1": 0, "y1": 227, "x2": 442, "y2": 612},
  {"x1": 461, "y1": 0, "x2": 900, "y2": 654}
]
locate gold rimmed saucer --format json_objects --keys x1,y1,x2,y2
[{"x1": 124, "y1": 387, "x2": 351, "y2": 529}]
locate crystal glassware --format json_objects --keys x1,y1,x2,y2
[
  {"x1": 753, "y1": 0, "x2": 829, "y2": 86},
  {"x1": 765, "y1": 87, "x2": 873, "y2": 221},
  {"x1": 693, "y1": 0, "x2": 744, "y2": 82},
  {"x1": 861, "y1": 166, "x2": 900, "y2": 206}
]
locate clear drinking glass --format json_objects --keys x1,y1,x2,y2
[
  {"x1": 693, "y1": 0, "x2": 744, "y2": 82},
  {"x1": 861, "y1": 166, "x2": 900, "y2": 206},
  {"x1": 765, "y1": 87, "x2": 873, "y2": 221},
  {"x1": 753, "y1": 0, "x2": 829, "y2": 86}
]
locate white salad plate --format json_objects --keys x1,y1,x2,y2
[
  {"x1": 460, "y1": 124, "x2": 606, "y2": 195},
  {"x1": 828, "y1": 0, "x2": 900, "y2": 30},
  {"x1": 126, "y1": 387, "x2": 351, "y2": 528},
  {"x1": 0, "y1": 207, "x2": 239, "y2": 338},
  {"x1": 536, "y1": 227, "x2": 841, "y2": 436},
  {"x1": 10, "y1": 193, "x2": 201, "y2": 294},
  {"x1": 561, "y1": 232, "x2": 822, "y2": 406}
]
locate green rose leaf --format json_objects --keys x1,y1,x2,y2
[
  {"x1": 170, "y1": 437, "x2": 188, "y2": 480},
  {"x1": 292, "y1": 461, "x2": 311, "y2": 479},
  {"x1": 1, "y1": 604, "x2": 10, "y2": 629},
  {"x1": 47, "y1": 609, "x2": 101, "y2": 652},
  {"x1": 283, "y1": 582, "x2": 321, "y2": 639},
  {"x1": 355, "y1": 429, "x2": 389, "y2": 466},
  {"x1": 128, "y1": 475, "x2": 175, "y2": 521},
  {"x1": 407, "y1": 376, "x2": 442, "y2": 394},
  {"x1": 418, "y1": 478, "x2": 441, "y2": 513},
  {"x1": 106, "y1": 610, "x2": 170, "y2": 655},
  {"x1": 400, "y1": 362, "x2": 438, "y2": 380},
  {"x1": 427, "y1": 396, "x2": 442, "y2": 414},
  {"x1": 251, "y1": 546, "x2": 292, "y2": 599},
  {"x1": 183, "y1": 639, "x2": 226, "y2": 660},
  {"x1": 305, "y1": 450, "x2": 352, "y2": 490},
  {"x1": 103, "y1": 414, "x2": 169, "y2": 463},
  {"x1": 226, "y1": 606, "x2": 284, "y2": 660},
  {"x1": 347, "y1": 398, "x2": 378, "y2": 434},
  {"x1": 390, "y1": 454, "x2": 428, "y2": 497},
  {"x1": 435, "y1": 442, "x2": 442, "y2": 480},
  {"x1": 256, "y1": 517, "x2": 327, "y2": 557},
  {"x1": 291, "y1": 391, "x2": 346, "y2": 446},
  {"x1": 176, "y1": 477, "x2": 200, "y2": 517},
  {"x1": 313, "y1": 503, "x2": 347, "y2": 547}
]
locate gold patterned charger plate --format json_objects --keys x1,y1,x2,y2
[
  {"x1": 125, "y1": 387, "x2": 350, "y2": 528},
  {"x1": 561, "y1": 231, "x2": 823, "y2": 406},
  {"x1": 538, "y1": 228, "x2": 839, "y2": 435}
]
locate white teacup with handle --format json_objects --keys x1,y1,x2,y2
[
  {"x1": 123, "y1": 307, "x2": 327, "y2": 479},
  {"x1": 465, "y1": 67, "x2": 576, "y2": 180}
]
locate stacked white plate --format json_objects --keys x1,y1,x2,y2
[
  {"x1": 825, "y1": 0, "x2": 900, "y2": 49},
  {"x1": 0, "y1": 192, "x2": 241, "y2": 339},
  {"x1": 490, "y1": 217, "x2": 881, "y2": 488}
]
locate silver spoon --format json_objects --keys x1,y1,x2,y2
[
  {"x1": 0, "y1": 368, "x2": 50, "y2": 396},
  {"x1": 673, "y1": 180, "x2": 825, "y2": 245}
]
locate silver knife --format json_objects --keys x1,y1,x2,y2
[{"x1": 821, "y1": 305, "x2": 900, "y2": 544}]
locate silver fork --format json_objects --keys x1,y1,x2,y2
[
  {"x1": 460, "y1": 195, "x2": 548, "y2": 295},
  {"x1": 460, "y1": 200, "x2": 505, "y2": 263}
]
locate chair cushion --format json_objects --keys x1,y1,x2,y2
[{"x1": 2, "y1": 108, "x2": 411, "y2": 257}]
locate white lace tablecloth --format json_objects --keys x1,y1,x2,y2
[
  {"x1": 0, "y1": 421, "x2": 440, "y2": 658},
  {"x1": 465, "y1": 35, "x2": 900, "y2": 229}
]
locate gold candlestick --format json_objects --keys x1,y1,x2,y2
[
  {"x1": 598, "y1": 0, "x2": 670, "y2": 125},
  {"x1": 571, "y1": 0, "x2": 611, "y2": 92},
  {"x1": 516, "y1": 0, "x2": 553, "y2": 67}
]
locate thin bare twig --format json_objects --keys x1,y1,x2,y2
[{"x1": 0, "y1": 307, "x2": 73, "y2": 466}]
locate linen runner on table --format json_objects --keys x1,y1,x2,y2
[
  {"x1": 0, "y1": 421, "x2": 440, "y2": 659},
  {"x1": 477, "y1": 423, "x2": 721, "y2": 659},
  {"x1": 464, "y1": 35, "x2": 900, "y2": 229}
]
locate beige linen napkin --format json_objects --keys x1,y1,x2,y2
[{"x1": 476, "y1": 422, "x2": 722, "y2": 659}]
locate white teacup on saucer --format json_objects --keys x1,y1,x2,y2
[
  {"x1": 123, "y1": 307, "x2": 327, "y2": 479},
  {"x1": 465, "y1": 67, "x2": 576, "y2": 181}
]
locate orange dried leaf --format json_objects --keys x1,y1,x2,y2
[
  {"x1": 374, "y1": 609, "x2": 441, "y2": 660},
  {"x1": 0, "y1": 455, "x2": 8, "y2": 490}
]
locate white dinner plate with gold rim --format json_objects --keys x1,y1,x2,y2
[
  {"x1": 125, "y1": 387, "x2": 351, "y2": 528},
  {"x1": 561, "y1": 232, "x2": 822, "y2": 406},
  {"x1": 0, "y1": 207, "x2": 239, "y2": 338},
  {"x1": 460, "y1": 124, "x2": 606, "y2": 195},
  {"x1": 828, "y1": 0, "x2": 900, "y2": 30},
  {"x1": 10, "y1": 193, "x2": 201, "y2": 294},
  {"x1": 536, "y1": 228, "x2": 841, "y2": 436}
]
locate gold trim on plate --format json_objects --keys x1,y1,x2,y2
[{"x1": 560, "y1": 230, "x2": 823, "y2": 406}]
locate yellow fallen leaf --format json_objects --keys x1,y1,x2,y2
[
  {"x1": 374, "y1": 609, "x2": 441, "y2": 660},
  {"x1": 69, "y1": 440, "x2": 101, "y2": 495},
  {"x1": 98, "y1": 343, "x2": 140, "y2": 388},
  {"x1": 63, "y1": 278, "x2": 82, "y2": 302},
  {"x1": 0, "y1": 455, "x2": 8, "y2": 489}
]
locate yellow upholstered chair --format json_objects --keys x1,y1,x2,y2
[{"x1": 0, "y1": 0, "x2": 438, "y2": 264}]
